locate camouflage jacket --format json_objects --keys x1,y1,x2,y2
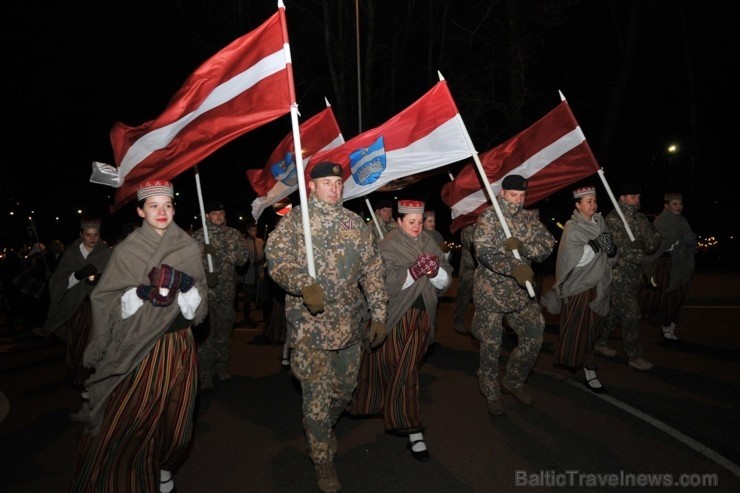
[
  {"x1": 265, "y1": 195, "x2": 388, "y2": 350},
  {"x1": 474, "y1": 197, "x2": 555, "y2": 312},
  {"x1": 193, "y1": 223, "x2": 248, "y2": 302},
  {"x1": 605, "y1": 202, "x2": 661, "y2": 288},
  {"x1": 369, "y1": 217, "x2": 396, "y2": 241}
]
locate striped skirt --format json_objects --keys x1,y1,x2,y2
[
  {"x1": 66, "y1": 297, "x2": 93, "y2": 388},
  {"x1": 639, "y1": 256, "x2": 686, "y2": 325},
  {"x1": 69, "y1": 329, "x2": 198, "y2": 493},
  {"x1": 347, "y1": 307, "x2": 431, "y2": 435},
  {"x1": 555, "y1": 288, "x2": 604, "y2": 369}
]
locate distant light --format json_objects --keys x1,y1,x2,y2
[
  {"x1": 77, "y1": 209, "x2": 83, "y2": 215},
  {"x1": 667, "y1": 144, "x2": 678, "y2": 154}
]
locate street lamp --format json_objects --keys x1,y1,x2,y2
[{"x1": 666, "y1": 144, "x2": 679, "y2": 189}]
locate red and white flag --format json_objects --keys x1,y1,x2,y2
[
  {"x1": 247, "y1": 104, "x2": 344, "y2": 220},
  {"x1": 91, "y1": 8, "x2": 293, "y2": 211},
  {"x1": 441, "y1": 101, "x2": 600, "y2": 233},
  {"x1": 305, "y1": 80, "x2": 474, "y2": 202}
]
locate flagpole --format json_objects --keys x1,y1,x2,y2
[
  {"x1": 365, "y1": 199, "x2": 384, "y2": 239},
  {"x1": 559, "y1": 91, "x2": 635, "y2": 242},
  {"x1": 443, "y1": 71, "x2": 535, "y2": 298},
  {"x1": 193, "y1": 166, "x2": 215, "y2": 273},
  {"x1": 279, "y1": 1, "x2": 316, "y2": 278}
]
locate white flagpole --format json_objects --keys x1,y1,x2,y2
[
  {"x1": 280, "y1": 0, "x2": 316, "y2": 277},
  {"x1": 441, "y1": 71, "x2": 535, "y2": 298},
  {"x1": 193, "y1": 166, "x2": 214, "y2": 273},
  {"x1": 559, "y1": 91, "x2": 635, "y2": 242},
  {"x1": 365, "y1": 198, "x2": 384, "y2": 239}
]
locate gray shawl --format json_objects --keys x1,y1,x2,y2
[
  {"x1": 543, "y1": 210, "x2": 613, "y2": 316},
  {"x1": 36, "y1": 238, "x2": 112, "y2": 338},
  {"x1": 79, "y1": 221, "x2": 207, "y2": 434},
  {"x1": 651, "y1": 209, "x2": 695, "y2": 291},
  {"x1": 379, "y1": 227, "x2": 453, "y2": 344}
]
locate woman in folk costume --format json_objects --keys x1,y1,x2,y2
[
  {"x1": 69, "y1": 180, "x2": 207, "y2": 493},
  {"x1": 543, "y1": 186, "x2": 617, "y2": 393},
  {"x1": 349, "y1": 199, "x2": 453, "y2": 461},
  {"x1": 35, "y1": 219, "x2": 112, "y2": 389},
  {"x1": 639, "y1": 192, "x2": 696, "y2": 341}
]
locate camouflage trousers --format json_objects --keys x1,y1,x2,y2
[
  {"x1": 453, "y1": 268, "x2": 475, "y2": 328},
  {"x1": 291, "y1": 343, "x2": 362, "y2": 464},
  {"x1": 197, "y1": 299, "x2": 236, "y2": 382},
  {"x1": 597, "y1": 292, "x2": 644, "y2": 360},
  {"x1": 471, "y1": 302, "x2": 544, "y2": 401}
]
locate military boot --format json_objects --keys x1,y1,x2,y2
[{"x1": 314, "y1": 461, "x2": 341, "y2": 493}]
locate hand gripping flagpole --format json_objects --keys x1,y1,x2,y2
[{"x1": 441, "y1": 71, "x2": 535, "y2": 298}]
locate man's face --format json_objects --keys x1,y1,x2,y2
[
  {"x1": 502, "y1": 189, "x2": 526, "y2": 205},
  {"x1": 207, "y1": 209, "x2": 226, "y2": 226},
  {"x1": 621, "y1": 194, "x2": 641, "y2": 207},
  {"x1": 247, "y1": 226, "x2": 257, "y2": 237},
  {"x1": 309, "y1": 176, "x2": 343, "y2": 204},
  {"x1": 377, "y1": 207, "x2": 393, "y2": 222}
]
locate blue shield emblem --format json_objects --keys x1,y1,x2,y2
[
  {"x1": 349, "y1": 136, "x2": 386, "y2": 186},
  {"x1": 270, "y1": 152, "x2": 297, "y2": 187}
]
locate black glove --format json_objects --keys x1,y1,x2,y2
[
  {"x1": 74, "y1": 264, "x2": 98, "y2": 280},
  {"x1": 593, "y1": 232, "x2": 617, "y2": 258},
  {"x1": 205, "y1": 272, "x2": 218, "y2": 288},
  {"x1": 203, "y1": 243, "x2": 217, "y2": 256},
  {"x1": 511, "y1": 263, "x2": 534, "y2": 288},
  {"x1": 135, "y1": 284, "x2": 177, "y2": 307},
  {"x1": 301, "y1": 282, "x2": 325, "y2": 314},
  {"x1": 630, "y1": 239, "x2": 646, "y2": 253},
  {"x1": 504, "y1": 236, "x2": 524, "y2": 252},
  {"x1": 587, "y1": 239, "x2": 600, "y2": 253},
  {"x1": 439, "y1": 242, "x2": 450, "y2": 254}
]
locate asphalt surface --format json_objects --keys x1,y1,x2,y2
[{"x1": 1, "y1": 272, "x2": 739, "y2": 492}]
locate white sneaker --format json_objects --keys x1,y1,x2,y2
[
  {"x1": 662, "y1": 323, "x2": 679, "y2": 341},
  {"x1": 594, "y1": 344, "x2": 617, "y2": 358},
  {"x1": 628, "y1": 358, "x2": 655, "y2": 371}
]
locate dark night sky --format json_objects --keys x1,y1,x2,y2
[{"x1": 2, "y1": 1, "x2": 739, "y2": 253}]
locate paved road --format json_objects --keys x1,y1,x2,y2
[{"x1": 2, "y1": 273, "x2": 739, "y2": 492}]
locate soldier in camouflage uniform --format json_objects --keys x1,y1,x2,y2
[
  {"x1": 367, "y1": 199, "x2": 396, "y2": 241},
  {"x1": 452, "y1": 222, "x2": 476, "y2": 333},
  {"x1": 192, "y1": 200, "x2": 248, "y2": 392},
  {"x1": 594, "y1": 184, "x2": 660, "y2": 371},
  {"x1": 472, "y1": 175, "x2": 555, "y2": 416},
  {"x1": 265, "y1": 162, "x2": 388, "y2": 493}
]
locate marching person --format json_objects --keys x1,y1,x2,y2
[
  {"x1": 35, "y1": 218, "x2": 112, "y2": 389},
  {"x1": 542, "y1": 186, "x2": 617, "y2": 393},
  {"x1": 640, "y1": 192, "x2": 696, "y2": 341},
  {"x1": 192, "y1": 199, "x2": 249, "y2": 392},
  {"x1": 349, "y1": 199, "x2": 453, "y2": 461},
  {"x1": 265, "y1": 162, "x2": 388, "y2": 493},
  {"x1": 237, "y1": 221, "x2": 265, "y2": 328},
  {"x1": 69, "y1": 180, "x2": 207, "y2": 492},
  {"x1": 452, "y1": 222, "x2": 476, "y2": 334},
  {"x1": 367, "y1": 199, "x2": 395, "y2": 241},
  {"x1": 472, "y1": 174, "x2": 555, "y2": 416},
  {"x1": 594, "y1": 183, "x2": 661, "y2": 371}
]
